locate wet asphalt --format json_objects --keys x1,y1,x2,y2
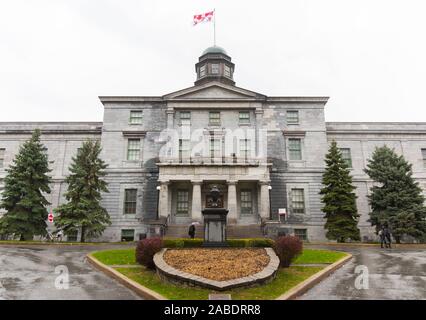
[
  {"x1": 0, "y1": 244, "x2": 141, "y2": 300},
  {"x1": 300, "y1": 245, "x2": 426, "y2": 300}
]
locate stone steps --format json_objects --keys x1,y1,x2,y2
[{"x1": 165, "y1": 224, "x2": 264, "y2": 239}]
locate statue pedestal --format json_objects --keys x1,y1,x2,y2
[{"x1": 202, "y1": 208, "x2": 229, "y2": 247}]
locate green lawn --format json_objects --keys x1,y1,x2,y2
[
  {"x1": 293, "y1": 249, "x2": 347, "y2": 264},
  {"x1": 92, "y1": 248, "x2": 346, "y2": 266},
  {"x1": 116, "y1": 266, "x2": 323, "y2": 300}
]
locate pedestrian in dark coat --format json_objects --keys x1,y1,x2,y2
[
  {"x1": 379, "y1": 226, "x2": 386, "y2": 248},
  {"x1": 188, "y1": 224, "x2": 195, "y2": 239},
  {"x1": 383, "y1": 226, "x2": 392, "y2": 248}
]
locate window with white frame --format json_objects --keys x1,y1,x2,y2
[
  {"x1": 129, "y1": 111, "x2": 143, "y2": 124},
  {"x1": 127, "y1": 139, "x2": 140, "y2": 161},
  {"x1": 291, "y1": 188, "x2": 305, "y2": 214},
  {"x1": 239, "y1": 111, "x2": 250, "y2": 125},
  {"x1": 210, "y1": 138, "x2": 221, "y2": 158},
  {"x1": 179, "y1": 111, "x2": 191, "y2": 126},
  {"x1": 211, "y1": 64, "x2": 220, "y2": 74},
  {"x1": 422, "y1": 149, "x2": 426, "y2": 168},
  {"x1": 176, "y1": 190, "x2": 189, "y2": 215},
  {"x1": 340, "y1": 148, "x2": 352, "y2": 168},
  {"x1": 239, "y1": 139, "x2": 251, "y2": 159},
  {"x1": 209, "y1": 111, "x2": 221, "y2": 126},
  {"x1": 294, "y1": 229, "x2": 307, "y2": 240},
  {"x1": 0, "y1": 148, "x2": 5, "y2": 168},
  {"x1": 288, "y1": 138, "x2": 302, "y2": 160},
  {"x1": 287, "y1": 111, "x2": 299, "y2": 124},
  {"x1": 124, "y1": 189, "x2": 137, "y2": 214},
  {"x1": 179, "y1": 139, "x2": 190, "y2": 161},
  {"x1": 240, "y1": 190, "x2": 253, "y2": 215}
]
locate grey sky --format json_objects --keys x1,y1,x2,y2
[{"x1": 1, "y1": 0, "x2": 425, "y2": 122}]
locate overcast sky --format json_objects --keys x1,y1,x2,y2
[{"x1": 1, "y1": 0, "x2": 425, "y2": 123}]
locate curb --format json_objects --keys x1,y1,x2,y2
[
  {"x1": 86, "y1": 253, "x2": 167, "y2": 300},
  {"x1": 276, "y1": 253, "x2": 353, "y2": 300}
]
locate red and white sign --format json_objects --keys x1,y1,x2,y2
[
  {"x1": 193, "y1": 10, "x2": 214, "y2": 26},
  {"x1": 48, "y1": 213, "x2": 54, "y2": 223}
]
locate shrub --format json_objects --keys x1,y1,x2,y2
[
  {"x1": 274, "y1": 235, "x2": 303, "y2": 267},
  {"x1": 135, "y1": 237, "x2": 163, "y2": 269}
]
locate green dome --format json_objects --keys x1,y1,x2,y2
[{"x1": 202, "y1": 46, "x2": 228, "y2": 55}]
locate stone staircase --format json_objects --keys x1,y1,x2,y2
[{"x1": 165, "y1": 224, "x2": 264, "y2": 239}]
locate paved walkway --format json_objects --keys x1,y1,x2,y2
[
  {"x1": 0, "y1": 244, "x2": 141, "y2": 300},
  {"x1": 300, "y1": 245, "x2": 426, "y2": 300}
]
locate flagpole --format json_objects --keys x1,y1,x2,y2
[{"x1": 213, "y1": 8, "x2": 216, "y2": 46}]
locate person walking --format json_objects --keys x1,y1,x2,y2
[
  {"x1": 383, "y1": 225, "x2": 392, "y2": 248},
  {"x1": 379, "y1": 226, "x2": 386, "y2": 248},
  {"x1": 188, "y1": 223, "x2": 196, "y2": 239}
]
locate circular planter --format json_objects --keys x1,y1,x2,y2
[{"x1": 153, "y1": 248, "x2": 280, "y2": 291}]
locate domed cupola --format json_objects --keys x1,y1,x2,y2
[{"x1": 194, "y1": 46, "x2": 235, "y2": 86}]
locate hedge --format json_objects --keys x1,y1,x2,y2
[{"x1": 162, "y1": 238, "x2": 274, "y2": 248}]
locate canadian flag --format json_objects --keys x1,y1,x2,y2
[{"x1": 193, "y1": 10, "x2": 214, "y2": 26}]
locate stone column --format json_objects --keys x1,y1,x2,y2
[
  {"x1": 255, "y1": 108, "x2": 263, "y2": 158},
  {"x1": 191, "y1": 180, "x2": 203, "y2": 221},
  {"x1": 158, "y1": 181, "x2": 170, "y2": 219},
  {"x1": 227, "y1": 180, "x2": 238, "y2": 223},
  {"x1": 166, "y1": 108, "x2": 174, "y2": 129},
  {"x1": 259, "y1": 181, "x2": 271, "y2": 220}
]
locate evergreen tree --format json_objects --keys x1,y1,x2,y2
[
  {"x1": 54, "y1": 139, "x2": 110, "y2": 242},
  {"x1": 320, "y1": 141, "x2": 360, "y2": 242},
  {"x1": 364, "y1": 145, "x2": 426, "y2": 243},
  {"x1": 0, "y1": 129, "x2": 51, "y2": 240}
]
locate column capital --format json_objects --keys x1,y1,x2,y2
[
  {"x1": 258, "y1": 180, "x2": 271, "y2": 186},
  {"x1": 166, "y1": 108, "x2": 175, "y2": 114},
  {"x1": 158, "y1": 180, "x2": 170, "y2": 186},
  {"x1": 191, "y1": 180, "x2": 203, "y2": 185}
]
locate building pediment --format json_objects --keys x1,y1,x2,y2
[{"x1": 163, "y1": 82, "x2": 266, "y2": 101}]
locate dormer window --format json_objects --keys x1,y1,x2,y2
[
  {"x1": 211, "y1": 64, "x2": 220, "y2": 74},
  {"x1": 200, "y1": 65, "x2": 206, "y2": 77}
]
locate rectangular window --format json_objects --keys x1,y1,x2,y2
[
  {"x1": 210, "y1": 138, "x2": 221, "y2": 158},
  {"x1": 66, "y1": 230, "x2": 78, "y2": 242},
  {"x1": 240, "y1": 190, "x2": 253, "y2": 215},
  {"x1": 422, "y1": 149, "x2": 426, "y2": 168},
  {"x1": 127, "y1": 139, "x2": 140, "y2": 161},
  {"x1": 0, "y1": 148, "x2": 5, "y2": 168},
  {"x1": 224, "y1": 65, "x2": 231, "y2": 77},
  {"x1": 200, "y1": 65, "x2": 206, "y2": 77},
  {"x1": 287, "y1": 111, "x2": 299, "y2": 124},
  {"x1": 294, "y1": 229, "x2": 307, "y2": 241},
  {"x1": 179, "y1": 111, "x2": 191, "y2": 126},
  {"x1": 291, "y1": 189, "x2": 305, "y2": 214},
  {"x1": 239, "y1": 139, "x2": 251, "y2": 159},
  {"x1": 211, "y1": 64, "x2": 220, "y2": 74},
  {"x1": 179, "y1": 139, "x2": 190, "y2": 161},
  {"x1": 176, "y1": 190, "x2": 189, "y2": 215},
  {"x1": 121, "y1": 229, "x2": 135, "y2": 242},
  {"x1": 239, "y1": 111, "x2": 250, "y2": 125},
  {"x1": 129, "y1": 111, "x2": 143, "y2": 124},
  {"x1": 124, "y1": 189, "x2": 137, "y2": 214},
  {"x1": 209, "y1": 111, "x2": 221, "y2": 126},
  {"x1": 288, "y1": 138, "x2": 302, "y2": 160},
  {"x1": 340, "y1": 148, "x2": 352, "y2": 168}
]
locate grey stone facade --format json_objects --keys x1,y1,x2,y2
[{"x1": 1, "y1": 47, "x2": 426, "y2": 242}]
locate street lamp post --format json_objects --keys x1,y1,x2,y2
[
  {"x1": 156, "y1": 185, "x2": 161, "y2": 220},
  {"x1": 268, "y1": 185, "x2": 272, "y2": 220}
]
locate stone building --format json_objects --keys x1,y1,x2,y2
[{"x1": 1, "y1": 46, "x2": 426, "y2": 242}]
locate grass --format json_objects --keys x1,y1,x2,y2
[
  {"x1": 116, "y1": 266, "x2": 323, "y2": 300},
  {"x1": 93, "y1": 247, "x2": 347, "y2": 300},
  {"x1": 293, "y1": 249, "x2": 347, "y2": 264},
  {"x1": 92, "y1": 249, "x2": 138, "y2": 265},
  {"x1": 91, "y1": 248, "x2": 346, "y2": 266}
]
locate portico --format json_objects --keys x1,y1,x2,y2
[{"x1": 157, "y1": 164, "x2": 271, "y2": 225}]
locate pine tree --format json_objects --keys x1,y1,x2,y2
[
  {"x1": 320, "y1": 141, "x2": 360, "y2": 242},
  {"x1": 0, "y1": 129, "x2": 51, "y2": 240},
  {"x1": 54, "y1": 139, "x2": 110, "y2": 242},
  {"x1": 364, "y1": 145, "x2": 426, "y2": 243}
]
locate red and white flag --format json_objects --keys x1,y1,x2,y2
[{"x1": 193, "y1": 10, "x2": 214, "y2": 26}]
